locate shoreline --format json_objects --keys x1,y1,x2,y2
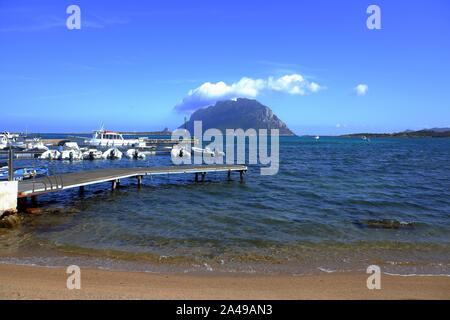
[
  {"x1": 0, "y1": 263, "x2": 448, "y2": 300},
  {"x1": 2, "y1": 248, "x2": 448, "y2": 278}
]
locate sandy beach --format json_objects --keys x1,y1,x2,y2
[{"x1": 0, "y1": 263, "x2": 448, "y2": 300}]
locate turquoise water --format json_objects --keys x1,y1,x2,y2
[{"x1": 0, "y1": 136, "x2": 449, "y2": 275}]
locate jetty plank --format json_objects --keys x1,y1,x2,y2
[{"x1": 17, "y1": 164, "x2": 247, "y2": 198}]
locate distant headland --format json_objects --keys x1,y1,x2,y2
[{"x1": 341, "y1": 128, "x2": 450, "y2": 138}]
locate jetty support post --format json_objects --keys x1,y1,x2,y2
[
  {"x1": 195, "y1": 173, "x2": 198, "y2": 182},
  {"x1": 112, "y1": 179, "x2": 118, "y2": 191},
  {"x1": 227, "y1": 170, "x2": 231, "y2": 181},
  {"x1": 17, "y1": 196, "x2": 28, "y2": 211},
  {"x1": 240, "y1": 170, "x2": 244, "y2": 182},
  {"x1": 79, "y1": 186, "x2": 85, "y2": 194},
  {"x1": 8, "y1": 148, "x2": 13, "y2": 181},
  {"x1": 17, "y1": 196, "x2": 28, "y2": 207},
  {"x1": 201, "y1": 172, "x2": 206, "y2": 182},
  {"x1": 137, "y1": 175, "x2": 142, "y2": 187}
]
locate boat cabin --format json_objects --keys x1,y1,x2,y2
[{"x1": 94, "y1": 131, "x2": 124, "y2": 141}]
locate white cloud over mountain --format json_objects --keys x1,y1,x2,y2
[
  {"x1": 174, "y1": 74, "x2": 324, "y2": 113},
  {"x1": 354, "y1": 84, "x2": 368, "y2": 96}
]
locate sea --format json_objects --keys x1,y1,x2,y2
[{"x1": 0, "y1": 135, "x2": 449, "y2": 276}]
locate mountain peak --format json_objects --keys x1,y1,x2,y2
[{"x1": 179, "y1": 98, "x2": 295, "y2": 136}]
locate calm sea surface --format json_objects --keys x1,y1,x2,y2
[{"x1": 1, "y1": 135, "x2": 449, "y2": 275}]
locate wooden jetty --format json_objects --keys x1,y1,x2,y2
[
  {"x1": 17, "y1": 164, "x2": 247, "y2": 198},
  {"x1": 143, "y1": 137, "x2": 199, "y2": 146},
  {"x1": 0, "y1": 150, "x2": 44, "y2": 158}
]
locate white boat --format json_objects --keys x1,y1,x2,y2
[
  {"x1": 192, "y1": 146, "x2": 225, "y2": 157},
  {"x1": 40, "y1": 150, "x2": 61, "y2": 160},
  {"x1": 3, "y1": 132, "x2": 18, "y2": 139},
  {"x1": 27, "y1": 138, "x2": 49, "y2": 151},
  {"x1": 0, "y1": 134, "x2": 8, "y2": 150},
  {"x1": 62, "y1": 141, "x2": 80, "y2": 150},
  {"x1": 9, "y1": 136, "x2": 49, "y2": 151},
  {"x1": 210, "y1": 147, "x2": 225, "y2": 157},
  {"x1": 125, "y1": 149, "x2": 146, "y2": 159},
  {"x1": 0, "y1": 132, "x2": 17, "y2": 149},
  {"x1": 314, "y1": 136, "x2": 320, "y2": 141},
  {"x1": 102, "y1": 148, "x2": 122, "y2": 160},
  {"x1": 82, "y1": 149, "x2": 103, "y2": 160},
  {"x1": 84, "y1": 126, "x2": 146, "y2": 149},
  {"x1": 60, "y1": 149, "x2": 83, "y2": 161},
  {"x1": 171, "y1": 146, "x2": 191, "y2": 159}
]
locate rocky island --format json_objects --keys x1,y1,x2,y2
[{"x1": 180, "y1": 98, "x2": 296, "y2": 136}]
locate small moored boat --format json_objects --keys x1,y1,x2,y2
[
  {"x1": 60, "y1": 149, "x2": 83, "y2": 161},
  {"x1": 0, "y1": 166, "x2": 49, "y2": 181},
  {"x1": 82, "y1": 149, "x2": 103, "y2": 160},
  {"x1": 102, "y1": 148, "x2": 122, "y2": 160},
  {"x1": 171, "y1": 146, "x2": 191, "y2": 159},
  {"x1": 192, "y1": 146, "x2": 225, "y2": 157},
  {"x1": 40, "y1": 150, "x2": 61, "y2": 160},
  {"x1": 125, "y1": 149, "x2": 146, "y2": 160}
]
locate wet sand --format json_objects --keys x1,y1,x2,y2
[{"x1": 0, "y1": 263, "x2": 448, "y2": 300}]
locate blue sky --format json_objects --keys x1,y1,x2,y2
[{"x1": 1, "y1": 0, "x2": 449, "y2": 135}]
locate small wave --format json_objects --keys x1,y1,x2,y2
[
  {"x1": 317, "y1": 267, "x2": 335, "y2": 273},
  {"x1": 354, "y1": 219, "x2": 415, "y2": 229},
  {"x1": 383, "y1": 272, "x2": 450, "y2": 277}
]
